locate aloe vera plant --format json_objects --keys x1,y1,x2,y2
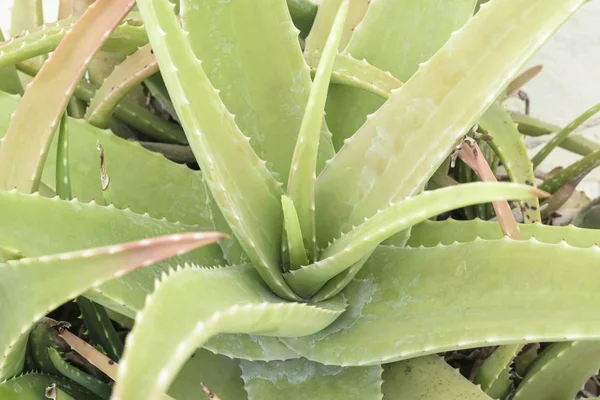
[{"x1": 1, "y1": 0, "x2": 600, "y2": 398}]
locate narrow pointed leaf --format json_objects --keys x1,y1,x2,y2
[
  {"x1": 183, "y1": 0, "x2": 334, "y2": 184},
  {"x1": 76, "y1": 297, "x2": 123, "y2": 361},
  {"x1": 288, "y1": 0, "x2": 349, "y2": 259},
  {"x1": 10, "y1": 0, "x2": 45, "y2": 69},
  {"x1": 0, "y1": 373, "x2": 96, "y2": 400},
  {"x1": 474, "y1": 344, "x2": 523, "y2": 398},
  {"x1": 0, "y1": 30, "x2": 23, "y2": 95},
  {"x1": 85, "y1": 44, "x2": 168, "y2": 139},
  {"x1": 304, "y1": 0, "x2": 369, "y2": 54},
  {"x1": 241, "y1": 358, "x2": 382, "y2": 400},
  {"x1": 286, "y1": 182, "x2": 542, "y2": 297},
  {"x1": 540, "y1": 149, "x2": 600, "y2": 194},
  {"x1": 532, "y1": 102, "x2": 600, "y2": 169},
  {"x1": 283, "y1": 239, "x2": 600, "y2": 365},
  {"x1": 0, "y1": 231, "x2": 223, "y2": 379},
  {"x1": 112, "y1": 265, "x2": 345, "y2": 399},
  {"x1": 316, "y1": 0, "x2": 586, "y2": 247},
  {"x1": 0, "y1": 18, "x2": 147, "y2": 69},
  {"x1": 382, "y1": 356, "x2": 492, "y2": 399},
  {"x1": 0, "y1": 0, "x2": 136, "y2": 192},
  {"x1": 282, "y1": 196, "x2": 309, "y2": 269},
  {"x1": 138, "y1": 0, "x2": 297, "y2": 299},
  {"x1": 479, "y1": 102, "x2": 540, "y2": 223},
  {"x1": 55, "y1": 113, "x2": 71, "y2": 200}
]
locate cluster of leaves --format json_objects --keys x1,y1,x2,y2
[{"x1": 1, "y1": 0, "x2": 600, "y2": 399}]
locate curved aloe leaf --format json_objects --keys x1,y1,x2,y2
[
  {"x1": 474, "y1": 344, "x2": 523, "y2": 398},
  {"x1": 382, "y1": 356, "x2": 491, "y2": 399},
  {"x1": 241, "y1": 358, "x2": 382, "y2": 400},
  {"x1": 0, "y1": 18, "x2": 147, "y2": 69},
  {"x1": 0, "y1": 231, "x2": 223, "y2": 379},
  {"x1": 513, "y1": 341, "x2": 600, "y2": 400},
  {"x1": 408, "y1": 219, "x2": 600, "y2": 248},
  {"x1": 15, "y1": 61, "x2": 186, "y2": 144},
  {"x1": 306, "y1": 52, "x2": 401, "y2": 97},
  {"x1": 76, "y1": 297, "x2": 123, "y2": 362},
  {"x1": 112, "y1": 265, "x2": 346, "y2": 399},
  {"x1": 0, "y1": 191, "x2": 224, "y2": 318},
  {"x1": 55, "y1": 113, "x2": 71, "y2": 200},
  {"x1": 532, "y1": 102, "x2": 600, "y2": 169},
  {"x1": 324, "y1": 0, "x2": 475, "y2": 149},
  {"x1": 282, "y1": 195, "x2": 309, "y2": 269},
  {"x1": 86, "y1": 44, "x2": 165, "y2": 138},
  {"x1": 47, "y1": 348, "x2": 111, "y2": 399},
  {"x1": 316, "y1": 0, "x2": 586, "y2": 247},
  {"x1": 0, "y1": 373, "x2": 96, "y2": 399},
  {"x1": 0, "y1": 0, "x2": 136, "y2": 193},
  {"x1": 540, "y1": 149, "x2": 600, "y2": 194},
  {"x1": 304, "y1": 0, "x2": 369, "y2": 54},
  {"x1": 512, "y1": 112, "x2": 600, "y2": 156},
  {"x1": 0, "y1": 90, "x2": 210, "y2": 227},
  {"x1": 183, "y1": 0, "x2": 334, "y2": 185},
  {"x1": 288, "y1": 0, "x2": 348, "y2": 259},
  {"x1": 479, "y1": 102, "x2": 540, "y2": 223},
  {"x1": 138, "y1": 0, "x2": 297, "y2": 300},
  {"x1": 10, "y1": 0, "x2": 45, "y2": 70},
  {"x1": 283, "y1": 239, "x2": 600, "y2": 365},
  {"x1": 0, "y1": 30, "x2": 23, "y2": 95},
  {"x1": 286, "y1": 182, "x2": 542, "y2": 297}
]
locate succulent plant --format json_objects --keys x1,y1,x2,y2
[{"x1": 1, "y1": 0, "x2": 600, "y2": 399}]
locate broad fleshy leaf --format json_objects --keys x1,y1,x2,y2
[
  {"x1": 284, "y1": 239, "x2": 600, "y2": 365},
  {"x1": 241, "y1": 358, "x2": 382, "y2": 400},
  {"x1": 0, "y1": 231, "x2": 223, "y2": 379},
  {"x1": 112, "y1": 265, "x2": 346, "y2": 399},
  {"x1": 316, "y1": 0, "x2": 586, "y2": 247},
  {"x1": 138, "y1": 0, "x2": 297, "y2": 299}
]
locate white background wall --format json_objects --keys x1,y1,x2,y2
[{"x1": 0, "y1": 0, "x2": 599, "y2": 195}]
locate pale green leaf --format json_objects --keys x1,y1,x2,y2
[
  {"x1": 282, "y1": 195, "x2": 309, "y2": 269},
  {"x1": 241, "y1": 358, "x2": 382, "y2": 400},
  {"x1": 474, "y1": 344, "x2": 523, "y2": 398},
  {"x1": 316, "y1": 0, "x2": 585, "y2": 247},
  {"x1": 284, "y1": 239, "x2": 600, "y2": 365},
  {"x1": 0, "y1": 231, "x2": 223, "y2": 379},
  {"x1": 382, "y1": 356, "x2": 492, "y2": 399},
  {"x1": 138, "y1": 0, "x2": 297, "y2": 299},
  {"x1": 286, "y1": 182, "x2": 541, "y2": 297},
  {"x1": 112, "y1": 265, "x2": 345, "y2": 399}
]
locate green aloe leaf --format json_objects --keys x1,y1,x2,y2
[
  {"x1": 288, "y1": 0, "x2": 348, "y2": 259},
  {"x1": 241, "y1": 358, "x2": 382, "y2": 400},
  {"x1": 304, "y1": 0, "x2": 369, "y2": 54},
  {"x1": 324, "y1": 0, "x2": 476, "y2": 150},
  {"x1": 316, "y1": 0, "x2": 586, "y2": 247},
  {"x1": 168, "y1": 348, "x2": 247, "y2": 400},
  {"x1": 183, "y1": 0, "x2": 334, "y2": 185},
  {"x1": 76, "y1": 297, "x2": 123, "y2": 362},
  {"x1": 138, "y1": 0, "x2": 297, "y2": 299},
  {"x1": 10, "y1": 0, "x2": 45, "y2": 70},
  {"x1": 112, "y1": 265, "x2": 346, "y2": 399},
  {"x1": 0, "y1": 29, "x2": 23, "y2": 95},
  {"x1": 474, "y1": 344, "x2": 523, "y2": 398},
  {"x1": 0, "y1": 18, "x2": 147, "y2": 69},
  {"x1": 282, "y1": 195, "x2": 310, "y2": 269},
  {"x1": 540, "y1": 149, "x2": 600, "y2": 194},
  {"x1": 513, "y1": 341, "x2": 600, "y2": 400},
  {"x1": 0, "y1": 0, "x2": 136, "y2": 193},
  {"x1": 286, "y1": 0, "x2": 319, "y2": 37},
  {"x1": 0, "y1": 191, "x2": 224, "y2": 318},
  {"x1": 0, "y1": 90, "x2": 211, "y2": 227},
  {"x1": 382, "y1": 356, "x2": 492, "y2": 399},
  {"x1": 47, "y1": 347, "x2": 111, "y2": 399},
  {"x1": 0, "y1": 231, "x2": 223, "y2": 380},
  {"x1": 283, "y1": 239, "x2": 600, "y2": 365},
  {"x1": 204, "y1": 334, "x2": 300, "y2": 362},
  {"x1": 0, "y1": 373, "x2": 96, "y2": 399},
  {"x1": 531, "y1": 102, "x2": 600, "y2": 169},
  {"x1": 286, "y1": 182, "x2": 542, "y2": 297},
  {"x1": 478, "y1": 102, "x2": 540, "y2": 223}
]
